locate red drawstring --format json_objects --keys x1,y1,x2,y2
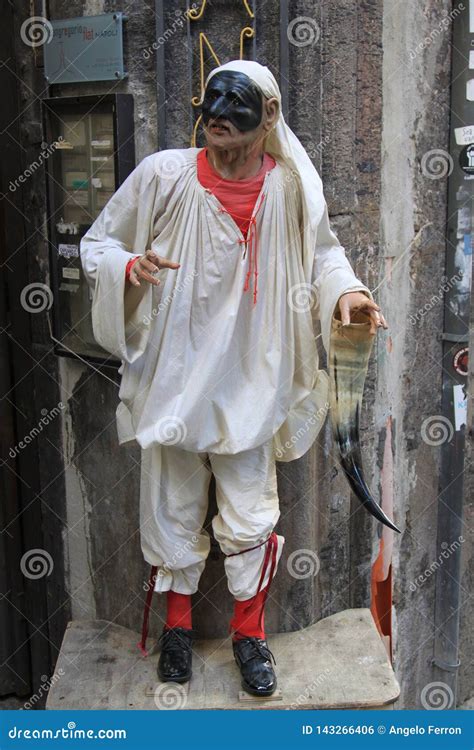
[
  {"x1": 254, "y1": 531, "x2": 278, "y2": 628},
  {"x1": 219, "y1": 191, "x2": 266, "y2": 305},
  {"x1": 137, "y1": 564, "x2": 158, "y2": 656},
  {"x1": 239, "y1": 190, "x2": 266, "y2": 305},
  {"x1": 227, "y1": 531, "x2": 278, "y2": 632}
]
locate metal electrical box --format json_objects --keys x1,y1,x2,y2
[{"x1": 43, "y1": 94, "x2": 135, "y2": 364}]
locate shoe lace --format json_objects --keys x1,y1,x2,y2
[
  {"x1": 157, "y1": 628, "x2": 194, "y2": 654},
  {"x1": 239, "y1": 637, "x2": 276, "y2": 665}
]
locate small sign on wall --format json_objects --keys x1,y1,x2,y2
[{"x1": 44, "y1": 13, "x2": 126, "y2": 84}]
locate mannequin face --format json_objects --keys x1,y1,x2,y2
[
  {"x1": 202, "y1": 70, "x2": 278, "y2": 153},
  {"x1": 202, "y1": 71, "x2": 263, "y2": 132}
]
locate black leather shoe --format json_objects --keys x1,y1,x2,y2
[
  {"x1": 232, "y1": 637, "x2": 277, "y2": 696},
  {"x1": 157, "y1": 627, "x2": 195, "y2": 683}
]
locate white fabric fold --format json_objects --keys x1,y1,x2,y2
[{"x1": 92, "y1": 245, "x2": 153, "y2": 362}]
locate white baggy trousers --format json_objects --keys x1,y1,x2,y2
[{"x1": 139, "y1": 439, "x2": 285, "y2": 601}]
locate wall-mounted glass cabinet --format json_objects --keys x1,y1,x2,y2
[{"x1": 43, "y1": 94, "x2": 134, "y2": 365}]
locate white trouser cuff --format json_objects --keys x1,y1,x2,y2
[{"x1": 225, "y1": 533, "x2": 285, "y2": 600}]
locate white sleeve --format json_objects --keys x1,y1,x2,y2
[
  {"x1": 311, "y1": 201, "x2": 373, "y2": 355},
  {"x1": 80, "y1": 155, "x2": 159, "y2": 363}
]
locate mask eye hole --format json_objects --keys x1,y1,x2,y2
[{"x1": 227, "y1": 91, "x2": 242, "y2": 106}]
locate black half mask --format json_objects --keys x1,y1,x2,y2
[{"x1": 202, "y1": 71, "x2": 263, "y2": 132}]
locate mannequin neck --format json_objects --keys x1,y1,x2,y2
[{"x1": 205, "y1": 142, "x2": 265, "y2": 180}]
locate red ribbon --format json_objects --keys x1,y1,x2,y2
[
  {"x1": 227, "y1": 531, "x2": 279, "y2": 630},
  {"x1": 239, "y1": 190, "x2": 266, "y2": 305}
]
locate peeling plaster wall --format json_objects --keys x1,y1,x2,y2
[
  {"x1": 58, "y1": 359, "x2": 96, "y2": 620},
  {"x1": 379, "y1": 0, "x2": 467, "y2": 708}
]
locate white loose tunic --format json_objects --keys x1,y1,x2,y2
[{"x1": 80, "y1": 147, "x2": 372, "y2": 461}]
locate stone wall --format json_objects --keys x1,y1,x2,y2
[{"x1": 8, "y1": 0, "x2": 471, "y2": 707}]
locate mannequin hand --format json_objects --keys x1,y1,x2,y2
[
  {"x1": 128, "y1": 249, "x2": 180, "y2": 288},
  {"x1": 337, "y1": 291, "x2": 388, "y2": 335}
]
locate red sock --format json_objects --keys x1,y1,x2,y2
[
  {"x1": 230, "y1": 589, "x2": 266, "y2": 641},
  {"x1": 165, "y1": 591, "x2": 192, "y2": 630}
]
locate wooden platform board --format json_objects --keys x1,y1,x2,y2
[{"x1": 46, "y1": 608, "x2": 400, "y2": 710}]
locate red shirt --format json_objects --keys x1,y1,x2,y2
[
  {"x1": 197, "y1": 147, "x2": 276, "y2": 238},
  {"x1": 125, "y1": 149, "x2": 276, "y2": 294}
]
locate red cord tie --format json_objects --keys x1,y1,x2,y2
[
  {"x1": 220, "y1": 192, "x2": 266, "y2": 306},
  {"x1": 239, "y1": 191, "x2": 266, "y2": 305},
  {"x1": 137, "y1": 564, "x2": 158, "y2": 656},
  {"x1": 226, "y1": 531, "x2": 278, "y2": 630}
]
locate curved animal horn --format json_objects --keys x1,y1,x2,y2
[{"x1": 328, "y1": 310, "x2": 401, "y2": 534}]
